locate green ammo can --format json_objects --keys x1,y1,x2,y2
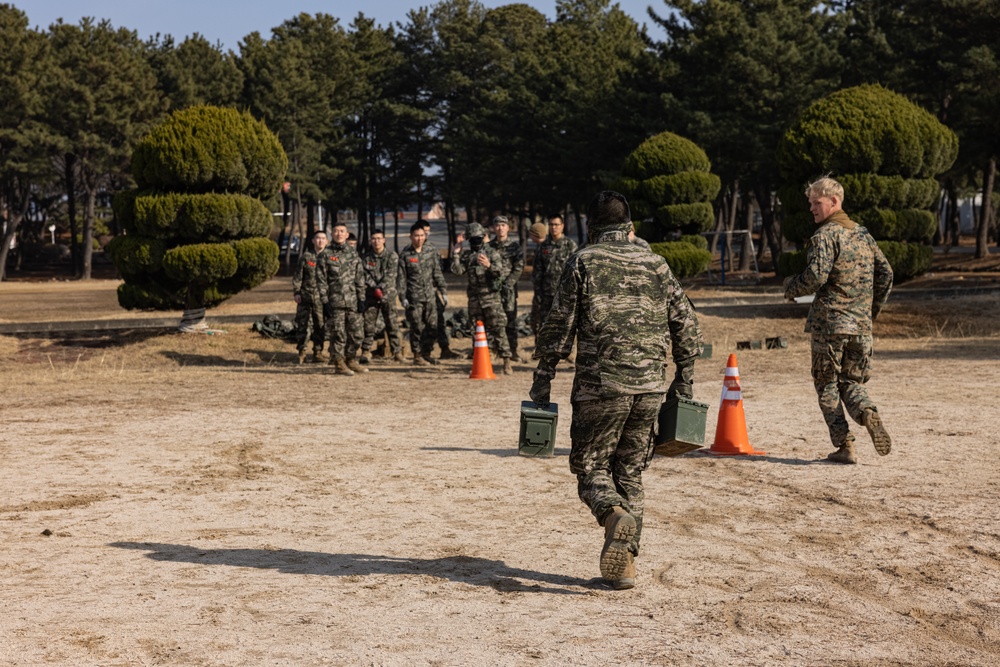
[
  {"x1": 653, "y1": 396, "x2": 709, "y2": 457},
  {"x1": 519, "y1": 401, "x2": 558, "y2": 457}
]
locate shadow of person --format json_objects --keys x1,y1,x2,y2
[{"x1": 108, "y1": 542, "x2": 599, "y2": 594}]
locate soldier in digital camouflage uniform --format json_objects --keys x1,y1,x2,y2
[
  {"x1": 784, "y1": 177, "x2": 893, "y2": 464},
  {"x1": 293, "y1": 230, "x2": 329, "y2": 364},
  {"x1": 398, "y1": 221, "x2": 449, "y2": 365},
  {"x1": 530, "y1": 191, "x2": 702, "y2": 590},
  {"x1": 489, "y1": 215, "x2": 525, "y2": 362},
  {"x1": 452, "y1": 222, "x2": 513, "y2": 375},
  {"x1": 318, "y1": 221, "x2": 368, "y2": 376},
  {"x1": 419, "y1": 219, "x2": 461, "y2": 360},
  {"x1": 360, "y1": 228, "x2": 405, "y2": 363},
  {"x1": 531, "y1": 214, "x2": 577, "y2": 336}
]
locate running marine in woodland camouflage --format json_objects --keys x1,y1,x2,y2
[
  {"x1": 783, "y1": 178, "x2": 893, "y2": 463},
  {"x1": 530, "y1": 191, "x2": 702, "y2": 589}
]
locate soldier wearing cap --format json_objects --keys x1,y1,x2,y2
[
  {"x1": 488, "y1": 215, "x2": 525, "y2": 361},
  {"x1": 452, "y1": 221, "x2": 513, "y2": 375},
  {"x1": 532, "y1": 214, "x2": 577, "y2": 337},
  {"x1": 530, "y1": 190, "x2": 702, "y2": 590},
  {"x1": 292, "y1": 230, "x2": 329, "y2": 363}
]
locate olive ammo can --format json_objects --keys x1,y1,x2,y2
[
  {"x1": 654, "y1": 396, "x2": 709, "y2": 457},
  {"x1": 519, "y1": 401, "x2": 559, "y2": 457}
]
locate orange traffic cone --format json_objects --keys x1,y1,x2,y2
[
  {"x1": 469, "y1": 320, "x2": 497, "y2": 380},
  {"x1": 710, "y1": 353, "x2": 765, "y2": 456}
]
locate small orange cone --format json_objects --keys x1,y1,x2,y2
[
  {"x1": 710, "y1": 353, "x2": 765, "y2": 456},
  {"x1": 469, "y1": 320, "x2": 497, "y2": 380}
]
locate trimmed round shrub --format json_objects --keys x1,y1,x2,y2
[
  {"x1": 643, "y1": 172, "x2": 721, "y2": 206},
  {"x1": 655, "y1": 202, "x2": 715, "y2": 233},
  {"x1": 622, "y1": 132, "x2": 712, "y2": 178},
  {"x1": 162, "y1": 242, "x2": 238, "y2": 284},
  {"x1": 649, "y1": 241, "x2": 712, "y2": 279},
  {"x1": 131, "y1": 106, "x2": 287, "y2": 200},
  {"x1": 777, "y1": 84, "x2": 958, "y2": 179},
  {"x1": 121, "y1": 192, "x2": 272, "y2": 241}
]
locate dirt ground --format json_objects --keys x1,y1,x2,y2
[{"x1": 1, "y1": 277, "x2": 999, "y2": 666}]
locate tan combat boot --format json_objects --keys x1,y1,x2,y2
[
  {"x1": 502, "y1": 357, "x2": 513, "y2": 375},
  {"x1": 614, "y1": 552, "x2": 636, "y2": 590},
  {"x1": 863, "y1": 408, "x2": 892, "y2": 456},
  {"x1": 332, "y1": 358, "x2": 355, "y2": 376},
  {"x1": 346, "y1": 358, "x2": 369, "y2": 374},
  {"x1": 827, "y1": 440, "x2": 857, "y2": 464},
  {"x1": 600, "y1": 506, "x2": 636, "y2": 585},
  {"x1": 297, "y1": 349, "x2": 307, "y2": 364}
]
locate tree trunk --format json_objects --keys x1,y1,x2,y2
[
  {"x1": 975, "y1": 157, "x2": 995, "y2": 259},
  {"x1": 65, "y1": 154, "x2": 79, "y2": 277}
]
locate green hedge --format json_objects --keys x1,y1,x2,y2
[
  {"x1": 642, "y1": 171, "x2": 721, "y2": 205},
  {"x1": 778, "y1": 242, "x2": 932, "y2": 282},
  {"x1": 777, "y1": 84, "x2": 959, "y2": 179},
  {"x1": 654, "y1": 202, "x2": 715, "y2": 233},
  {"x1": 854, "y1": 208, "x2": 936, "y2": 242},
  {"x1": 162, "y1": 242, "x2": 238, "y2": 284},
  {"x1": 622, "y1": 132, "x2": 712, "y2": 178},
  {"x1": 649, "y1": 241, "x2": 712, "y2": 279},
  {"x1": 839, "y1": 174, "x2": 940, "y2": 210},
  {"x1": 131, "y1": 106, "x2": 287, "y2": 200},
  {"x1": 118, "y1": 191, "x2": 272, "y2": 241}
]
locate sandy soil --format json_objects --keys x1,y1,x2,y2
[{"x1": 1, "y1": 281, "x2": 999, "y2": 666}]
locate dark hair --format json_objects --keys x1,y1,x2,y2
[
  {"x1": 409, "y1": 221, "x2": 425, "y2": 234},
  {"x1": 586, "y1": 191, "x2": 631, "y2": 228}
]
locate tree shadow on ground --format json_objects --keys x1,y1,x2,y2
[{"x1": 108, "y1": 542, "x2": 600, "y2": 594}]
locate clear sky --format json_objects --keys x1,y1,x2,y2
[{"x1": 21, "y1": 0, "x2": 669, "y2": 51}]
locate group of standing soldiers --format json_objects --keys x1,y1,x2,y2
[{"x1": 292, "y1": 215, "x2": 577, "y2": 375}]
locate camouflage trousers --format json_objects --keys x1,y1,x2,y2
[
  {"x1": 405, "y1": 300, "x2": 437, "y2": 357},
  {"x1": 362, "y1": 299, "x2": 402, "y2": 355},
  {"x1": 434, "y1": 291, "x2": 451, "y2": 351},
  {"x1": 811, "y1": 333, "x2": 876, "y2": 448},
  {"x1": 470, "y1": 294, "x2": 510, "y2": 359},
  {"x1": 532, "y1": 292, "x2": 554, "y2": 339},
  {"x1": 501, "y1": 289, "x2": 518, "y2": 357},
  {"x1": 570, "y1": 393, "x2": 660, "y2": 556},
  {"x1": 294, "y1": 296, "x2": 325, "y2": 352},
  {"x1": 325, "y1": 307, "x2": 364, "y2": 361}
]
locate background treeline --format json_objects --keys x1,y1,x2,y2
[{"x1": 1, "y1": 0, "x2": 997, "y2": 281}]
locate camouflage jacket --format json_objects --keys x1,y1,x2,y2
[
  {"x1": 489, "y1": 237, "x2": 524, "y2": 301},
  {"x1": 451, "y1": 243, "x2": 506, "y2": 302},
  {"x1": 533, "y1": 235, "x2": 578, "y2": 299},
  {"x1": 783, "y1": 210, "x2": 893, "y2": 335},
  {"x1": 293, "y1": 249, "x2": 323, "y2": 301},
  {"x1": 397, "y1": 244, "x2": 447, "y2": 304},
  {"x1": 361, "y1": 247, "x2": 400, "y2": 300},
  {"x1": 534, "y1": 230, "x2": 703, "y2": 401},
  {"x1": 317, "y1": 242, "x2": 365, "y2": 309}
]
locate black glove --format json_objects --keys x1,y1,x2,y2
[
  {"x1": 357, "y1": 299, "x2": 366, "y2": 314},
  {"x1": 529, "y1": 370, "x2": 552, "y2": 408},
  {"x1": 323, "y1": 302, "x2": 334, "y2": 318},
  {"x1": 667, "y1": 379, "x2": 693, "y2": 400}
]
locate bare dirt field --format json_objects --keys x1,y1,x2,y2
[{"x1": 1, "y1": 276, "x2": 999, "y2": 666}]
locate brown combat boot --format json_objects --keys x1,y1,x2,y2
[
  {"x1": 502, "y1": 357, "x2": 513, "y2": 375},
  {"x1": 613, "y1": 552, "x2": 636, "y2": 590},
  {"x1": 827, "y1": 440, "x2": 857, "y2": 464},
  {"x1": 332, "y1": 357, "x2": 355, "y2": 376},
  {"x1": 600, "y1": 506, "x2": 636, "y2": 584},
  {"x1": 863, "y1": 408, "x2": 892, "y2": 456},
  {"x1": 392, "y1": 351, "x2": 406, "y2": 363},
  {"x1": 346, "y1": 358, "x2": 369, "y2": 374},
  {"x1": 297, "y1": 349, "x2": 307, "y2": 364}
]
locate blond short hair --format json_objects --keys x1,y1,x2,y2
[{"x1": 805, "y1": 177, "x2": 845, "y2": 203}]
